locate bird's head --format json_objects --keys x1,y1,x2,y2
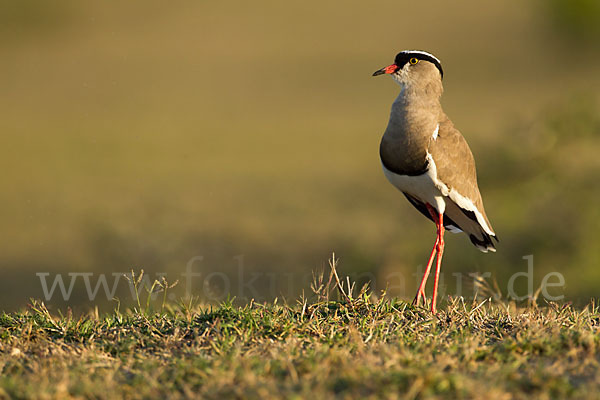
[{"x1": 373, "y1": 50, "x2": 444, "y2": 91}]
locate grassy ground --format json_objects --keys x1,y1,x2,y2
[{"x1": 1, "y1": 269, "x2": 598, "y2": 399}]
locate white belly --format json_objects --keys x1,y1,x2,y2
[{"x1": 381, "y1": 154, "x2": 447, "y2": 214}]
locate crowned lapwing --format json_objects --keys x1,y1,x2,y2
[{"x1": 373, "y1": 50, "x2": 497, "y2": 313}]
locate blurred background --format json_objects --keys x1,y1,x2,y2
[{"x1": 1, "y1": 0, "x2": 599, "y2": 312}]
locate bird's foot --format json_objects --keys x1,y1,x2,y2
[{"x1": 412, "y1": 290, "x2": 426, "y2": 307}]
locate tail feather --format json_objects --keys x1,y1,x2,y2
[
  {"x1": 403, "y1": 193, "x2": 497, "y2": 252},
  {"x1": 444, "y1": 198, "x2": 497, "y2": 252},
  {"x1": 469, "y1": 232, "x2": 497, "y2": 253}
]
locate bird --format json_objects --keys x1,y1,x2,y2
[{"x1": 372, "y1": 50, "x2": 497, "y2": 313}]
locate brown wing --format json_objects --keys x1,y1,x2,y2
[{"x1": 428, "y1": 117, "x2": 497, "y2": 252}]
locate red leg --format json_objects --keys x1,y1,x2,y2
[
  {"x1": 412, "y1": 205, "x2": 440, "y2": 307},
  {"x1": 412, "y1": 237, "x2": 437, "y2": 306},
  {"x1": 431, "y1": 212, "x2": 445, "y2": 314}
]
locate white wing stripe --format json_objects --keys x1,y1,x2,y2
[{"x1": 424, "y1": 153, "x2": 495, "y2": 236}]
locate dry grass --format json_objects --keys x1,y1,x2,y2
[{"x1": 1, "y1": 263, "x2": 598, "y2": 399}]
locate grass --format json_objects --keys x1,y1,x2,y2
[{"x1": 1, "y1": 263, "x2": 599, "y2": 399}]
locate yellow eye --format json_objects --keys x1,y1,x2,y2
[{"x1": 409, "y1": 58, "x2": 419, "y2": 65}]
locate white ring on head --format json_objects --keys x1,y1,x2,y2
[{"x1": 400, "y1": 50, "x2": 442, "y2": 66}]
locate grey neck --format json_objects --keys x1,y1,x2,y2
[
  {"x1": 393, "y1": 85, "x2": 442, "y2": 108},
  {"x1": 388, "y1": 86, "x2": 443, "y2": 137}
]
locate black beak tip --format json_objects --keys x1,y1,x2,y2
[{"x1": 372, "y1": 69, "x2": 384, "y2": 77}]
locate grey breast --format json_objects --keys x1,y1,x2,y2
[{"x1": 379, "y1": 97, "x2": 441, "y2": 176}]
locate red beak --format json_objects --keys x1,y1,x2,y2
[{"x1": 372, "y1": 64, "x2": 399, "y2": 76}]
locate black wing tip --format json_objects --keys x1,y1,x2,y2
[
  {"x1": 402, "y1": 192, "x2": 499, "y2": 252},
  {"x1": 469, "y1": 233, "x2": 497, "y2": 253}
]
